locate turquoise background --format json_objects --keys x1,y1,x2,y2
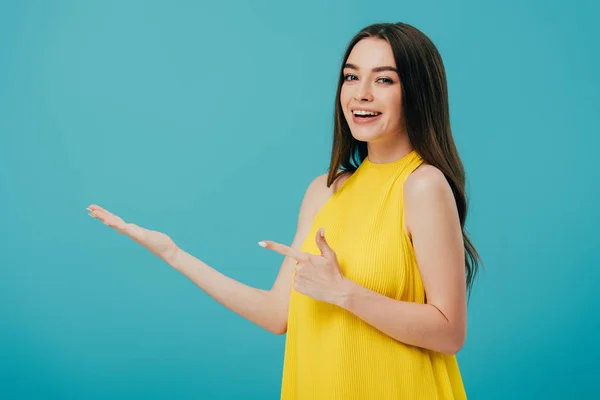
[{"x1": 1, "y1": 0, "x2": 598, "y2": 398}]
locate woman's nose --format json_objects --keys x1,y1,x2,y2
[{"x1": 354, "y1": 82, "x2": 373, "y2": 102}]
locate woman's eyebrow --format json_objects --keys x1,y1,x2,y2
[{"x1": 343, "y1": 63, "x2": 399, "y2": 74}]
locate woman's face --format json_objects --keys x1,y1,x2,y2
[{"x1": 340, "y1": 37, "x2": 404, "y2": 142}]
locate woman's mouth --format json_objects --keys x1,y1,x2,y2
[{"x1": 351, "y1": 110, "x2": 382, "y2": 124}]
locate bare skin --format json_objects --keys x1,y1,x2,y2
[
  {"x1": 87, "y1": 38, "x2": 466, "y2": 354},
  {"x1": 86, "y1": 172, "x2": 350, "y2": 335}
]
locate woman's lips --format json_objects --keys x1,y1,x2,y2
[{"x1": 352, "y1": 113, "x2": 383, "y2": 124}]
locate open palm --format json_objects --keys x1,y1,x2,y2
[{"x1": 87, "y1": 204, "x2": 179, "y2": 262}]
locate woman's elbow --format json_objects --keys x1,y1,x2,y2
[
  {"x1": 267, "y1": 316, "x2": 288, "y2": 335},
  {"x1": 444, "y1": 326, "x2": 466, "y2": 355},
  {"x1": 270, "y1": 323, "x2": 287, "y2": 335}
]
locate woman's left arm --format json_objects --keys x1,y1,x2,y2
[{"x1": 335, "y1": 166, "x2": 467, "y2": 355}]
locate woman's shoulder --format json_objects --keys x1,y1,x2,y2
[
  {"x1": 403, "y1": 163, "x2": 457, "y2": 234},
  {"x1": 404, "y1": 163, "x2": 448, "y2": 196},
  {"x1": 331, "y1": 169, "x2": 353, "y2": 193},
  {"x1": 313, "y1": 169, "x2": 351, "y2": 196},
  {"x1": 304, "y1": 169, "x2": 352, "y2": 214}
]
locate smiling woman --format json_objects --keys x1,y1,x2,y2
[
  {"x1": 342, "y1": 58, "x2": 399, "y2": 126},
  {"x1": 88, "y1": 21, "x2": 481, "y2": 400}
]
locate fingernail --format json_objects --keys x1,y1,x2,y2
[
  {"x1": 320, "y1": 228, "x2": 325, "y2": 237},
  {"x1": 258, "y1": 241, "x2": 267, "y2": 248}
]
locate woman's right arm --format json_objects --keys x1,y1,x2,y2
[{"x1": 164, "y1": 174, "x2": 328, "y2": 335}]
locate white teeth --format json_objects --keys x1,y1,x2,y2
[{"x1": 353, "y1": 110, "x2": 381, "y2": 116}]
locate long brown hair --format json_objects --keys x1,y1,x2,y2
[{"x1": 327, "y1": 22, "x2": 482, "y2": 300}]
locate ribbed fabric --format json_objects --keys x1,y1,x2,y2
[{"x1": 280, "y1": 150, "x2": 467, "y2": 400}]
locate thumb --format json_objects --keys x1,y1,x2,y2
[{"x1": 315, "y1": 228, "x2": 336, "y2": 260}]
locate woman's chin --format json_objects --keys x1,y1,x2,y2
[{"x1": 350, "y1": 128, "x2": 384, "y2": 142}]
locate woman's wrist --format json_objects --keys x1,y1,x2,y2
[
  {"x1": 163, "y1": 246, "x2": 184, "y2": 269},
  {"x1": 330, "y1": 277, "x2": 358, "y2": 309}
]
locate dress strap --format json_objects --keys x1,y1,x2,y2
[{"x1": 390, "y1": 150, "x2": 425, "y2": 184}]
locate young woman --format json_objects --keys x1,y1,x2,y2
[{"x1": 88, "y1": 22, "x2": 481, "y2": 400}]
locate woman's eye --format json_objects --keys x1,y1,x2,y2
[{"x1": 343, "y1": 75, "x2": 393, "y2": 84}]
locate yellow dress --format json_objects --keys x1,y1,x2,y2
[{"x1": 280, "y1": 150, "x2": 467, "y2": 400}]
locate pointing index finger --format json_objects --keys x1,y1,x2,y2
[{"x1": 259, "y1": 240, "x2": 308, "y2": 262}]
